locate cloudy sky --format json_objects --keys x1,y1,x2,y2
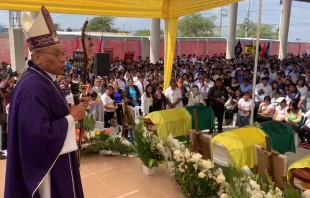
[{"x1": 0, "y1": 0, "x2": 310, "y2": 41}]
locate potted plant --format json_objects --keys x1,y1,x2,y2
[
  {"x1": 134, "y1": 120, "x2": 167, "y2": 175},
  {"x1": 171, "y1": 149, "x2": 228, "y2": 198}
]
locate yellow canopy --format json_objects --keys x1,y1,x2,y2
[{"x1": 0, "y1": 0, "x2": 241, "y2": 89}]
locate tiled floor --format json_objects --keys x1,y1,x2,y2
[
  {"x1": 0, "y1": 155, "x2": 183, "y2": 198},
  {"x1": 0, "y1": 145, "x2": 308, "y2": 198}
]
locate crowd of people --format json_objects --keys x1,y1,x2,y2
[{"x1": 1, "y1": 51, "x2": 310, "y2": 161}]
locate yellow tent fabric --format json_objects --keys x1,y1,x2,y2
[
  {"x1": 0, "y1": 0, "x2": 241, "y2": 90},
  {"x1": 212, "y1": 127, "x2": 266, "y2": 168},
  {"x1": 287, "y1": 154, "x2": 310, "y2": 182},
  {"x1": 144, "y1": 108, "x2": 191, "y2": 139}
]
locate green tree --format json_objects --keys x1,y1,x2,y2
[
  {"x1": 87, "y1": 16, "x2": 116, "y2": 32},
  {"x1": 54, "y1": 23, "x2": 63, "y2": 31},
  {"x1": 178, "y1": 14, "x2": 217, "y2": 37},
  {"x1": 236, "y1": 20, "x2": 278, "y2": 39},
  {"x1": 133, "y1": 29, "x2": 164, "y2": 37}
]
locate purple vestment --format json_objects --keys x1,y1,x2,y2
[{"x1": 4, "y1": 62, "x2": 84, "y2": 198}]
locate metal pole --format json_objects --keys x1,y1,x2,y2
[
  {"x1": 250, "y1": 0, "x2": 263, "y2": 125},
  {"x1": 219, "y1": 7, "x2": 223, "y2": 37}
]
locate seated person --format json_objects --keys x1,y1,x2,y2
[
  {"x1": 273, "y1": 98, "x2": 288, "y2": 122},
  {"x1": 237, "y1": 91, "x2": 252, "y2": 127},
  {"x1": 109, "y1": 118, "x2": 123, "y2": 137},
  {"x1": 256, "y1": 96, "x2": 275, "y2": 123},
  {"x1": 285, "y1": 101, "x2": 302, "y2": 131},
  {"x1": 298, "y1": 110, "x2": 310, "y2": 149},
  {"x1": 187, "y1": 85, "x2": 205, "y2": 106}
]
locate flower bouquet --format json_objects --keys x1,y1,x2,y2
[
  {"x1": 171, "y1": 149, "x2": 228, "y2": 198},
  {"x1": 225, "y1": 166, "x2": 306, "y2": 198},
  {"x1": 134, "y1": 119, "x2": 168, "y2": 175}
]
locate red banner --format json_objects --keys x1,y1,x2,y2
[
  {"x1": 103, "y1": 48, "x2": 113, "y2": 63},
  {"x1": 124, "y1": 51, "x2": 135, "y2": 66}
]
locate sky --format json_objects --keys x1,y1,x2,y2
[{"x1": 1, "y1": 0, "x2": 310, "y2": 41}]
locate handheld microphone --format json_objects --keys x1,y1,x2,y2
[{"x1": 71, "y1": 83, "x2": 80, "y2": 105}]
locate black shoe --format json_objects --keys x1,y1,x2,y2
[{"x1": 218, "y1": 129, "x2": 223, "y2": 133}]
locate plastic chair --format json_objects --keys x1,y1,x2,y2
[{"x1": 133, "y1": 106, "x2": 142, "y2": 124}]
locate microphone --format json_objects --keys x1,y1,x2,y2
[{"x1": 71, "y1": 83, "x2": 80, "y2": 105}]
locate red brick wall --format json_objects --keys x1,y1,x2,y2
[{"x1": 0, "y1": 33, "x2": 307, "y2": 63}]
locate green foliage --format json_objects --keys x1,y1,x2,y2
[
  {"x1": 87, "y1": 16, "x2": 118, "y2": 32},
  {"x1": 83, "y1": 135, "x2": 135, "y2": 156},
  {"x1": 133, "y1": 119, "x2": 166, "y2": 168},
  {"x1": 236, "y1": 20, "x2": 278, "y2": 39},
  {"x1": 225, "y1": 165, "x2": 304, "y2": 198},
  {"x1": 133, "y1": 29, "x2": 164, "y2": 37},
  {"x1": 75, "y1": 115, "x2": 96, "y2": 132},
  {"x1": 54, "y1": 23, "x2": 63, "y2": 31},
  {"x1": 178, "y1": 14, "x2": 217, "y2": 37}
]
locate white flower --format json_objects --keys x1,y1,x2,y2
[
  {"x1": 304, "y1": 190, "x2": 310, "y2": 198},
  {"x1": 193, "y1": 163, "x2": 198, "y2": 170},
  {"x1": 184, "y1": 149, "x2": 191, "y2": 159},
  {"x1": 220, "y1": 193, "x2": 229, "y2": 198},
  {"x1": 190, "y1": 153, "x2": 202, "y2": 163},
  {"x1": 201, "y1": 159, "x2": 213, "y2": 169},
  {"x1": 216, "y1": 174, "x2": 225, "y2": 184},
  {"x1": 174, "y1": 150, "x2": 181, "y2": 157},
  {"x1": 179, "y1": 167, "x2": 185, "y2": 172},
  {"x1": 198, "y1": 172, "x2": 206, "y2": 178}
]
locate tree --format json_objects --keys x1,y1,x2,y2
[
  {"x1": 54, "y1": 23, "x2": 63, "y2": 31},
  {"x1": 236, "y1": 20, "x2": 278, "y2": 39},
  {"x1": 178, "y1": 14, "x2": 217, "y2": 37},
  {"x1": 134, "y1": 29, "x2": 164, "y2": 37},
  {"x1": 87, "y1": 16, "x2": 116, "y2": 32}
]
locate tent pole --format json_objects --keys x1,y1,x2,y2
[{"x1": 250, "y1": 0, "x2": 263, "y2": 125}]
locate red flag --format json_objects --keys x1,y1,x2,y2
[
  {"x1": 260, "y1": 43, "x2": 266, "y2": 57},
  {"x1": 97, "y1": 36, "x2": 103, "y2": 53},
  {"x1": 75, "y1": 36, "x2": 79, "y2": 51}
]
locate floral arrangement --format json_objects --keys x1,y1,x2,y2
[
  {"x1": 225, "y1": 165, "x2": 307, "y2": 198},
  {"x1": 171, "y1": 148, "x2": 229, "y2": 198},
  {"x1": 82, "y1": 132, "x2": 135, "y2": 156},
  {"x1": 134, "y1": 119, "x2": 167, "y2": 169}
]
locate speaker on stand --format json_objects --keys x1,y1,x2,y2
[{"x1": 94, "y1": 53, "x2": 111, "y2": 77}]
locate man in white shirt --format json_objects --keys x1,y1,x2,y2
[
  {"x1": 164, "y1": 80, "x2": 183, "y2": 109},
  {"x1": 197, "y1": 79, "x2": 209, "y2": 105},
  {"x1": 254, "y1": 77, "x2": 272, "y2": 117},
  {"x1": 135, "y1": 75, "x2": 148, "y2": 95}
]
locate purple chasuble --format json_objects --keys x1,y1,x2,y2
[{"x1": 4, "y1": 62, "x2": 84, "y2": 198}]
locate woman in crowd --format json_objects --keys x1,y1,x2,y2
[
  {"x1": 286, "y1": 83, "x2": 301, "y2": 104},
  {"x1": 285, "y1": 101, "x2": 302, "y2": 131},
  {"x1": 271, "y1": 81, "x2": 280, "y2": 98},
  {"x1": 237, "y1": 91, "x2": 252, "y2": 127},
  {"x1": 297, "y1": 78, "x2": 308, "y2": 96},
  {"x1": 187, "y1": 85, "x2": 205, "y2": 106},
  {"x1": 141, "y1": 84, "x2": 155, "y2": 115},
  {"x1": 272, "y1": 98, "x2": 288, "y2": 122},
  {"x1": 256, "y1": 96, "x2": 275, "y2": 123},
  {"x1": 124, "y1": 78, "x2": 141, "y2": 107},
  {"x1": 110, "y1": 81, "x2": 123, "y2": 125},
  {"x1": 225, "y1": 89, "x2": 242, "y2": 125},
  {"x1": 227, "y1": 77, "x2": 240, "y2": 97},
  {"x1": 101, "y1": 85, "x2": 117, "y2": 128},
  {"x1": 153, "y1": 86, "x2": 168, "y2": 111}
]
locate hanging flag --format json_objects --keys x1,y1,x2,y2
[
  {"x1": 264, "y1": 41, "x2": 270, "y2": 57},
  {"x1": 97, "y1": 36, "x2": 103, "y2": 53},
  {"x1": 260, "y1": 43, "x2": 266, "y2": 57},
  {"x1": 75, "y1": 36, "x2": 80, "y2": 51},
  {"x1": 252, "y1": 42, "x2": 262, "y2": 57},
  {"x1": 259, "y1": 43, "x2": 262, "y2": 53},
  {"x1": 234, "y1": 40, "x2": 243, "y2": 59}
]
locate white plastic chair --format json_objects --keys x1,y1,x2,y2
[{"x1": 133, "y1": 106, "x2": 142, "y2": 124}]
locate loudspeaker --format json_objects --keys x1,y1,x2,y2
[{"x1": 94, "y1": 53, "x2": 111, "y2": 76}]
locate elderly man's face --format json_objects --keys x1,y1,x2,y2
[{"x1": 33, "y1": 45, "x2": 66, "y2": 75}]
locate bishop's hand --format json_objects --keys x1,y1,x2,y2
[{"x1": 70, "y1": 103, "x2": 86, "y2": 121}]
